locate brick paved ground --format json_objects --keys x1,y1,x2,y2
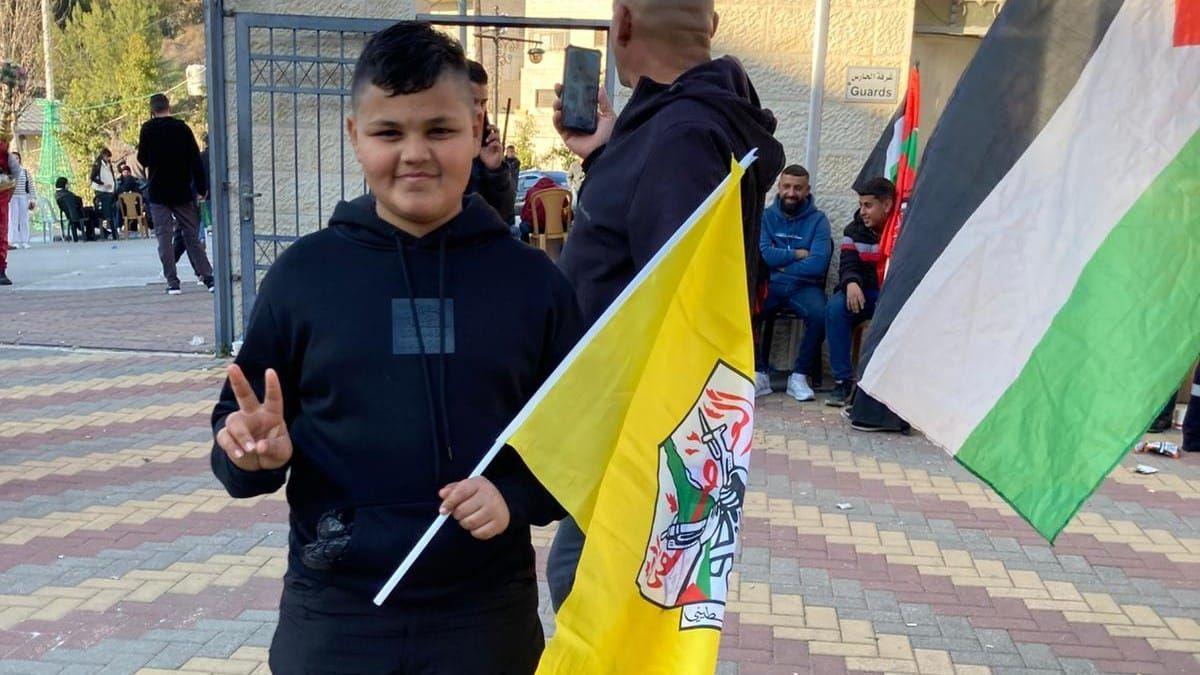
[
  {"x1": 1, "y1": 347, "x2": 1199, "y2": 674},
  {"x1": 0, "y1": 288, "x2": 215, "y2": 354}
]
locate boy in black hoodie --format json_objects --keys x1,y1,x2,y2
[
  {"x1": 210, "y1": 22, "x2": 581, "y2": 674},
  {"x1": 824, "y1": 177, "x2": 895, "y2": 407}
]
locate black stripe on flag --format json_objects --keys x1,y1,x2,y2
[{"x1": 858, "y1": 0, "x2": 1126, "y2": 378}]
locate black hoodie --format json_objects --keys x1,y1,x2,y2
[
  {"x1": 557, "y1": 56, "x2": 785, "y2": 326},
  {"x1": 211, "y1": 194, "x2": 582, "y2": 604}
]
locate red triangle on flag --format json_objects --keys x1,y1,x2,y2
[{"x1": 1178, "y1": 0, "x2": 1200, "y2": 46}]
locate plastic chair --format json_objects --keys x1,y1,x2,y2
[
  {"x1": 118, "y1": 192, "x2": 149, "y2": 238},
  {"x1": 56, "y1": 193, "x2": 90, "y2": 242},
  {"x1": 528, "y1": 188, "x2": 572, "y2": 260}
]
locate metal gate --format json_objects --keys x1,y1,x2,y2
[
  {"x1": 222, "y1": 12, "x2": 613, "y2": 344},
  {"x1": 234, "y1": 14, "x2": 394, "y2": 322}
]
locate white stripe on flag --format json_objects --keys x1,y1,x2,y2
[
  {"x1": 885, "y1": 116, "x2": 904, "y2": 182},
  {"x1": 860, "y1": 0, "x2": 1200, "y2": 455}
]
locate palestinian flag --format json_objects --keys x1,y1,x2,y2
[
  {"x1": 857, "y1": 0, "x2": 1200, "y2": 542},
  {"x1": 879, "y1": 65, "x2": 920, "y2": 276}
]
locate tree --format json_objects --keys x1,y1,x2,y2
[
  {"x1": 0, "y1": 0, "x2": 44, "y2": 136},
  {"x1": 55, "y1": 0, "x2": 163, "y2": 170},
  {"x1": 509, "y1": 113, "x2": 538, "y2": 170},
  {"x1": 539, "y1": 142, "x2": 575, "y2": 172}
]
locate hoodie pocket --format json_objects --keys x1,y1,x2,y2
[{"x1": 338, "y1": 502, "x2": 520, "y2": 592}]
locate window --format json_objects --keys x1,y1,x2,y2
[
  {"x1": 536, "y1": 89, "x2": 557, "y2": 108},
  {"x1": 532, "y1": 30, "x2": 567, "y2": 50}
]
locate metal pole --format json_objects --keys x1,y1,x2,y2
[
  {"x1": 492, "y1": 37, "x2": 500, "y2": 120},
  {"x1": 804, "y1": 0, "x2": 830, "y2": 185},
  {"x1": 41, "y1": 0, "x2": 54, "y2": 101},
  {"x1": 457, "y1": 0, "x2": 467, "y2": 46},
  {"x1": 205, "y1": 0, "x2": 234, "y2": 355}
]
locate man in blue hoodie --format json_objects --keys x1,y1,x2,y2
[{"x1": 755, "y1": 164, "x2": 831, "y2": 401}]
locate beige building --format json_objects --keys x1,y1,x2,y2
[{"x1": 206, "y1": 0, "x2": 1000, "y2": 347}]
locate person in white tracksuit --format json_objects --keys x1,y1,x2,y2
[{"x1": 7, "y1": 152, "x2": 34, "y2": 249}]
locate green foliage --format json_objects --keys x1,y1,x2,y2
[
  {"x1": 539, "y1": 142, "x2": 575, "y2": 172},
  {"x1": 55, "y1": 0, "x2": 164, "y2": 174},
  {"x1": 509, "y1": 113, "x2": 538, "y2": 169}
]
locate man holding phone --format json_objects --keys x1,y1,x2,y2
[
  {"x1": 466, "y1": 60, "x2": 516, "y2": 224},
  {"x1": 547, "y1": 0, "x2": 784, "y2": 610}
]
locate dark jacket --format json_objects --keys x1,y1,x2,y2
[
  {"x1": 836, "y1": 212, "x2": 883, "y2": 293},
  {"x1": 137, "y1": 116, "x2": 207, "y2": 206},
  {"x1": 759, "y1": 195, "x2": 832, "y2": 290},
  {"x1": 557, "y1": 56, "x2": 785, "y2": 326},
  {"x1": 115, "y1": 175, "x2": 141, "y2": 196},
  {"x1": 55, "y1": 187, "x2": 85, "y2": 222},
  {"x1": 468, "y1": 157, "x2": 516, "y2": 224},
  {"x1": 211, "y1": 195, "x2": 582, "y2": 604}
]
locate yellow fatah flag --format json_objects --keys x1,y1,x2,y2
[{"x1": 509, "y1": 155, "x2": 757, "y2": 673}]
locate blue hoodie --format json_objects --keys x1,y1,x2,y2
[{"x1": 759, "y1": 195, "x2": 832, "y2": 289}]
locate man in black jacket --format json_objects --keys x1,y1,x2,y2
[
  {"x1": 137, "y1": 93, "x2": 214, "y2": 294},
  {"x1": 824, "y1": 177, "x2": 894, "y2": 407},
  {"x1": 465, "y1": 61, "x2": 516, "y2": 224},
  {"x1": 546, "y1": 0, "x2": 784, "y2": 611}
]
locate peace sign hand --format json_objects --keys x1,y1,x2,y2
[{"x1": 216, "y1": 365, "x2": 293, "y2": 472}]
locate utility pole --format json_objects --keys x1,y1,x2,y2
[{"x1": 41, "y1": 0, "x2": 54, "y2": 100}]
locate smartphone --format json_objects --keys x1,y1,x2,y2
[{"x1": 561, "y1": 46, "x2": 602, "y2": 134}]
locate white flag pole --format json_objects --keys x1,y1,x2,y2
[{"x1": 373, "y1": 149, "x2": 760, "y2": 607}]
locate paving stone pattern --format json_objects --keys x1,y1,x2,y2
[{"x1": 1, "y1": 347, "x2": 1198, "y2": 673}]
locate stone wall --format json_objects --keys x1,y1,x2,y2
[{"x1": 715, "y1": 0, "x2": 915, "y2": 229}]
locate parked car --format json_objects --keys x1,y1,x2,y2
[{"x1": 514, "y1": 170, "x2": 569, "y2": 221}]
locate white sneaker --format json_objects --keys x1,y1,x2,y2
[
  {"x1": 754, "y1": 371, "x2": 772, "y2": 397},
  {"x1": 786, "y1": 373, "x2": 816, "y2": 402}
]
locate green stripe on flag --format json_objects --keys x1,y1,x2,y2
[{"x1": 955, "y1": 128, "x2": 1200, "y2": 542}]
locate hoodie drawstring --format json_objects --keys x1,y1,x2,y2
[
  {"x1": 436, "y1": 233, "x2": 452, "y2": 460},
  {"x1": 393, "y1": 233, "x2": 448, "y2": 480}
]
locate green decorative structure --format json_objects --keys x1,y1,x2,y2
[
  {"x1": 34, "y1": 99, "x2": 74, "y2": 241},
  {"x1": 35, "y1": 99, "x2": 73, "y2": 194}
]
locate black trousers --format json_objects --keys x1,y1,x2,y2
[
  {"x1": 1185, "y1": 366, "x2": 1200, "y2": 452},
  {"x1": 269, "y1": 576, "x2": 544, "y2": 675}
]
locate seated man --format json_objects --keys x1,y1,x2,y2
[
  {"x1": 54, "y1": 177, "x2": 93, "y2": 242},
  {"x1": 825, "y1": 177, "x2": 895, "y2": 407},
  {"x1": 755, "y1": 165, "x2": 831, "y2": 401}
]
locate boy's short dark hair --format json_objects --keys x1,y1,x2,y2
[
  {"x1": 467, "y1": 60, "x2": 488, "y2": 86},
  {"x1": 782, "y1": 164, "x2": 809, "y2": 179},
  {"x1": 351, "y1": 22, "x2": 470, "y2": 107},
  {"x1": 55, "y1": 176, "x2": 68, "y2": 189},
  {"x1": 149, "y1": 94, "x2": 170, "y2": 114},
  {"x1": 856, "y1": 176, "x2": 896, "y2": 201}
]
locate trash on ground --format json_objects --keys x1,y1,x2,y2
[
  {"x1": 836, "y1": 503, "x2": 853, "y2": 510},
  {"x1": 1134, "y1": 441, "x2": 1180, "y2": 459},
  {"x1": 1134, "y1": 464, "x2": 1160, "y2": 475}
]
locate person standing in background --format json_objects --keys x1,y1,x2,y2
[
  {"x1": 7, "y1": 151, "x2": 34, "y2": 249},
  {"x1": 465, "y1": 60, "x2": 517, "y2": 224},
  {"x1": 546, "y1": 0, "x2": 784, "y2": 611},
  {"x1": 1184, "y1": 367, "x2": 1200, "y2": 453},
  {"x1": 137, "y1": 93, "x2": 214, "y2": 294},
  {"x1": 90, "y1": 148, "x2": 118, "y2": 237},
  {"x1": 0, "y1": 138, "x2": 18, "y2": 285}
]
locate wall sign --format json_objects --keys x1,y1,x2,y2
[{"x1": 846, "y1": 67, "x2": 899, "y2": 103}]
